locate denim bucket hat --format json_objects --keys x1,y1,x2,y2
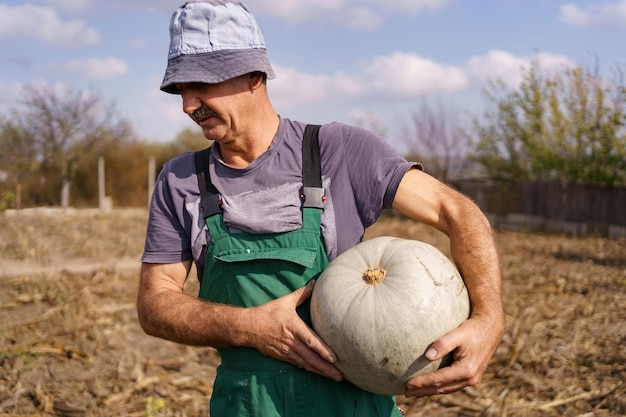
[{"x1": 160, "y1": 0, "x2": 275, "y2": 94}]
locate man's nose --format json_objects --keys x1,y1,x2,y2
[{"x1": 181, "y1": 89, "x2": 202, "y2": 116}]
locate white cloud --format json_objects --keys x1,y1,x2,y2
[
  {"x1": 466, "y1": 50, "x2": 573, "y2": 87},
  {"x1": 41, "y1": 0, "x2": 91, "y2": 13},
  {"x1": 247, "y1": 0, "x2": 450, "y2": 27},
  {"x1": 364, "y1": 0, "x2": 451, "y2": 14},
  {"x1": 135, "y1": 77, "x2": 196, "y2": 141},
  {"x1": 360, "y1": 52, "x2": 468, "y2": 97},
  {"x1": 268, "y1": 49, "x2": 578, "y2": 112},
  {"x1": 56, "y1": 0, "x2": 451, "y2": 30},
  {"x1": 330, "y1": 72, "x2": 364, "y2": 97},
  {"x1": 269, "y1": 65, "x2": 333, "y2": 109},
  {"x1": 37, "y1": 0, "x2": 177, "y2": 15},
  {"x1": 0, "y1": 4, "x2": 100, "y2": 47},
  {"x1": 58, "y1": 57, "x2": 129, "y2": 80},
  {"x1": 559, "y1": 0, "x2": 626, "y2": 29},
  {"x1": 246, "y1": 0, "x2": 342, "y2": 23},
  {"x1": 466, "y1": 50, "x2": 530, "y2": 87},
  {"x1": 268, "y1": 52, "x2": 467, "y2": 111},
  {"x1": 337, "y1": 7, "x2": 384, "y2": 30},
  {"x1": 532, "y1": 51, "x2": 576, "y2": 70},
  {"x1": 559, "y1": 4, "x2": 590, "y2": 27}
]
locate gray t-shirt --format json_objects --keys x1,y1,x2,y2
[{"x1": 141, "y1": 118, "x2": 418, "y2": 277}]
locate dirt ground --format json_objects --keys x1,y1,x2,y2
[{"x1": 0, "y1": 208, "x2": 624, "y2": 417}]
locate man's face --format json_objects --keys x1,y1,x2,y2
[{"x1": 177, "y1": 75, "x2": 253, "y2": 143}]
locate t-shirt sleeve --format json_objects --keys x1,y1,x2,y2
[
  {"x1": 141, "y1": 153, "x2": 196, "y2": 264},
  {"x1": 331, "y1": 123, "x2": 419, "y2": 227}
]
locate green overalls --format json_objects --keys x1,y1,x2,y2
[{"x1": 194, "y1": 125, "x2": 404, "y2": 417}]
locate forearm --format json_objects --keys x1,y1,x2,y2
[
  {"x1": 394, "y1": 170, "x2": 505, "y2": 396},
  {"x1": 137, "y1": 262, "x2": 254, "y2": 348},
  {"x1": 393, "y1": 170, "x2": 504, "y2": 327},
  {"x1": 442, "y1": 197, "x2": 504, "y2": 327},
  {"x1": 137, "y1": 263, "x2": 342, "y2": 379}
]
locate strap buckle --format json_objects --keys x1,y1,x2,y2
[
  {"x1": 200, "y1": 193, "x2": 223, "y2": 218},
  {"x1": 301, "y1": 187, "x2": 326, "y2": 209}
]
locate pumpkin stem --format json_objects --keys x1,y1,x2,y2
[{"x1": 363, "y1": 268, "x2": 386, "y2": 285}]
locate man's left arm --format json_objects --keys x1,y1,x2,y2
[{"x1": 392, "y1": 168, "x2": 505, "y2": 398}]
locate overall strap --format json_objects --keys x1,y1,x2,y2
[
  {"x1": 194, "y1": 124, "x2": 325, "y2": 220},
  {"x1": 194, "y1": 147, "x2": 222, "y2": 219},
  {"x1": 301, "y1": 124, "x2": 325, "y2": 209}
]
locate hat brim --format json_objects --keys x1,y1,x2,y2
[{"x1": 160, "y1": 48, "x2": 276, "y2": 94}]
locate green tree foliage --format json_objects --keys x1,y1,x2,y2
[{"x1": 470, "y1": 60, "x2": 626, "y2": 186}]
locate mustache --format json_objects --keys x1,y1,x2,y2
[{"x1": 191, "y1": 106, "x2": 218, "y2": 122}]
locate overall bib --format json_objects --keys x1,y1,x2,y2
[{"x1": 195, "y1": 125, "x2": 403, "y2": 417}]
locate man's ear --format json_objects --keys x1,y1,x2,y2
[{"x1": 249, "y1": 72, "x2": 266, "y2": 90}]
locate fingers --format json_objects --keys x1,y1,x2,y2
[
  {"x1": 294, "y1": 279, "x2": 315, "y2": 306},
  {"x1": 283, "y1": 296, "x2": 343, "y2": 381},
  {"x1": 250, "y1": 282, "x2": 343, "y2": 381},
  {"x1": 405, "y1": 362, "x2": 481, "y2": 397},
  {"x1": 404, "y1": 320, "x2": 489, "y2": 398},
  {"x1": 289, "y1": 329, "x2": 343, "y2": 381},
  {"x1": 295, "y1": 322, "x2": 338, "y2": 364},
  {"x1": 290, "y1": 280, "x2": 341, "y2": 365},
  {"x1": 423, "y1": 329, "x2": 458, "y2": 362}
]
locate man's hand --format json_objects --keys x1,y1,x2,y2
[
  {"x1": 138, "y1": 264, "x2": 342, "y2": 380},
  {"x1": 405, "y1": 314, "x2": 504, "y2": 397},
  {"x1": 246, "y1": 280, "x2": 344, "y2": 382}
]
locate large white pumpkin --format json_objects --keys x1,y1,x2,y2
[{"x1": 310, "y1": 236, "x2": 470, "y2": 396}]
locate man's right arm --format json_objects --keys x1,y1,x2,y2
[
  {"x1": 137, "y1": 261, "x2": 247, "y2": 347},
  {"x1": 136, "y1": 262, "x2": 342, "y2": 381}
]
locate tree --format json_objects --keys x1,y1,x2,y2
[
  {"x1": 13, "y1": 85, "x2": 132, "y2": 207},
  {"x1": 401, "y1": 100, "x2": 471, "y2": 182},
  {"x1": 470, "y1": 60, "x2": 626, "y2": 186},
  {"x1": 0, "y1": 115, "x2": 37, "y2": 208},
  {"x1": 70, "y1": 137, "x2": 148, "y2": 207},
  {"x1": 0, "y1": 88, "x2": 224, "y2": 208},
  {"x1": 350, "y1": 111, "x2": 389, "y2": 139},
  {"x1": 172, "y1": 127, "x2": 211, "y2": 153}
]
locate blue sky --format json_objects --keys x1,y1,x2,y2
[{"x1": 0, "y1": 0, "x2": 624, "y2": 149}]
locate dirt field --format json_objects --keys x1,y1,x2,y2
[{"x1": 0, "y1": 208, "x2": 624, "y2": 416}]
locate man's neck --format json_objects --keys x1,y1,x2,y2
[{"x1": 217, "y1": 113, "x2": 280, "y2": 169}]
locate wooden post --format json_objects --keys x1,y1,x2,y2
[
  {"x1": 98, "y1": 156, "x2": 106, "y2": 211},
  {"x1": 16, "y1": 183, "x2": 21, "y2": 210},
  {"x1": 148, "y1": 156, "x2": 156, "y2": 207}
]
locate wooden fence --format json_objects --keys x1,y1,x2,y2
[{"x1": 451, "y1": 180, "x2": 626, "y2": 238}]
